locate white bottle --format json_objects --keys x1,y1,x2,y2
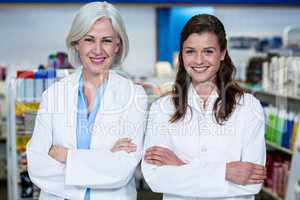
[
  {"x1": 278, "y1": 56, "x2": 286, "y2": 95},
  {"x1": 296, "y1": 58, "x2": 300, "y2": 97},
  {"x1": 262, "y1": 61, "x2": 269, "y2": 91},
  {"x1": 295, "y1": 180, "x2": 300, "y2": 200},
  {"x1": 270, "y1": 56, "x2": 279, "y2": 93}
]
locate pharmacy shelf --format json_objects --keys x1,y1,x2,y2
[
  {"x1": 266, "y1": 140, "x2": 294, "y2": 155},
  {"x1": 262, "y1": 187, "x2": 283, "y2": 200},
  {"x1": 19, "y1": 198, "x2": 34, "y2": 200},
  {"x1": 239, "y1": 83, "x2": 300, "y2": 112},
  {"x1": 0, "y1": 136, "x2": 5, "y2": 143},
  {"x1": 254, "y1": 90, "x2": 300, "y2": 112}
]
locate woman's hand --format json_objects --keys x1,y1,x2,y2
[
  {"x1": 144, "y1": 146, "x2": 185, "y2": 166},
  {"x1": 48, "y1": 145, "x2": 68, "y2": 164},
  {"x1": 111, "y1": 138, "x2": 137, "y2": 153},
  {"x1": 226, "y1": 161, "x2": 267, "y2": 185}
]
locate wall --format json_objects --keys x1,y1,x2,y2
[
  {"x1": 157, "y1": 6, "x2": 300, "y2": 64},
  {"x1": 157, "y1": 7, "x2": 214, "y2": 63},
  {"x1": 1, "y1": 5, "x2": 300, "y2": 76},
  {"x1": 215, "y1": 6, "x2": 300, "y2": 37},
  {"x1": 0, "y1": 5, "x2": 156, "y2": 77}
]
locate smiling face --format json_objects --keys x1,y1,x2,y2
[
  {"x1": 182, "y1": 32, "x2": 226, "y2": 87},
  {"x1": 75, "y1": 17, "x2": 120, "y2": 77}
]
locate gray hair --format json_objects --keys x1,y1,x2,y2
[{"x1": 66, "y1": 1, "x2": 129, "y2": 68}]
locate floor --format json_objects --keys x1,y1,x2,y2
[{"x1": 0, "y1": 182, "x2": 274, "y2": 200}]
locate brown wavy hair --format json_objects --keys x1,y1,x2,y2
[{"x1": 170, "y1": 14, "x2": 244, "y2": 124}]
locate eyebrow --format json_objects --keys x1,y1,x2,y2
[
  {"x1": 84, "y1": 35, "x2": 114, "y2": 39},
  {"x1": 183, "y1": 46, "x2": 217, "y2": 50},
  {"x1": 203, "y1": 47, "x2": 216, "y2": 50},
  {"x1": 102, "y1": 36, "x2": 114, "y2": 39},
  {"x1": 183, "y1": 47, "x2": 195, "y2": 50}
]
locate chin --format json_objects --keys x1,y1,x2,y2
[
  {"x1": 90, "y1": 65, "x2": 109, "y2": 73},
  {"x1": 192, "y1": 77, "x2": 214, "y2": 85},
  {"x1": 191, "y1": 75, "x2": 208, "y2": 82}
]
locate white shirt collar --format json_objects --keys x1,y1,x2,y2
[{"x1": 187, "y1": 84, "x2": 219, "y2": 112}]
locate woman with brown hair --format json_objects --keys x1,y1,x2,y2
[{"x1": 142, "y1": 14, "x2": 266, "y2": 199}]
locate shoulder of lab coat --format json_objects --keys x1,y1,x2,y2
[
  {"x1": 65, "y1": 71, "x2": 148, "y2": 189},
  {"x1": 26, "y1": 70, "x2": 84, "y2": 199},
  {"x1": 142, "y1": 92, "x2": 266, "y2": 198}
]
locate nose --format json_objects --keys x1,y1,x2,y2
[
  {"x1": 195, "y1": 52, "x2": 204, "y2": 64},
  {"x1": 93, "y1": 41, "x2": 103, "y2": 55}
]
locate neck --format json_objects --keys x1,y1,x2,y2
[
  {"x1": 82, "y1": 70, "x2": 108, "y2": 89},
  {"x1": 81, "y1": 70, "x2": 108, "y2": 112},
  {"x1": 192, "y1": 81, "x2": 216, "y2": 102}
]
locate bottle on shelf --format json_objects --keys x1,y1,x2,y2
[
  {"x1": 266, "y1": 151, "x2": 290, "y2": 199},
  {"x1": 264, "y1": 105, "x2": 299, "y2": 151},
  {"x1": 262, "y1": 56, "x2": 300, "y2": 97},
  {"x1": 295, "y1": 180, "x2": 300, "y2": 200}
]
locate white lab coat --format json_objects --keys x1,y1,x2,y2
[
  {"x1": 26, "y1": 70, "x2": 148, "y2": 200},
  {"x1": 142, "y1": 85, "x2": 266, "y2": 200}
]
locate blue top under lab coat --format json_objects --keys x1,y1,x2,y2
[{"x1": 70, "y1": 75, "x2": 106, "y2": 200}]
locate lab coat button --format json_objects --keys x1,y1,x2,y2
[{"x1": 201, "y1": 147, "x2": 207, "y2": 152}]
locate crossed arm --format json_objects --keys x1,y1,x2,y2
[
  {"x1": 49, "y1": 138, "x2": 137, "y2": 164},
  {"x1": 144, "y1": 146, "x2": 266, "y2": 186},
  {"x1": 141, "y1": 99, "x2": 267, "y2": 198}
]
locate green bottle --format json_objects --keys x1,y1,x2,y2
[
  {"x1": 266, "y1": 107, "x2": 276, "y2": 142},
  {"x1": 274, "y1": 110, "x2": 286, "y2": 145}
]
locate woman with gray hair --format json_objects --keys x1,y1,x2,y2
[{"x1": 26, "y1": 2, "x2": 147, "y2": 200}]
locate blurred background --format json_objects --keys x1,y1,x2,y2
[{"x1": 0, "y1": 0, "x2": 300, "y2": 199}]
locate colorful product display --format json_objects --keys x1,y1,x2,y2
[
  {"x1": 48, "y1": 52, "x2": 73, "y2": 69},
  {"x1": 16, "y1": 103, "x2": 40, "y2": 199},
  {"x1": 265, "y1": 151, "x2": 290, "y2": 198},
  {"x1": 262, "y1": 56, "x2": 300, "y2": 97},
  {"x1": 16, "y1": 69, "x2": 73, "y2": 102},
  {"x1": 265, "y1": 106, "x2": 299, "y2": 151},
  {"x1": 16, "y1": 70, "x2": 56, "y2": 102},
  {"x1": 13, "y1": 69, "x2": 72, "y2": 199},
  {"x1": 231, "y1": 55, "x2": 300, "y2": 199}
]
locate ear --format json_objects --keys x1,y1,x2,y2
[
  {"x1": 114, "y1": 37, "x2": 121, "y2": 54},
  {"x1": 221, "y1": 49, "x2": 226, "y2": 61},
  {"x1": 73, "y1": 41, "x2": 79, "y2": 51}
]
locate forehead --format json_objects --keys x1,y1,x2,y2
[
  {"x1": 183, "y1": 32, "x2": 220, "y2": 48},
  {"x1": 86, "y1": 17, "x2": 116, "y2": 36}
]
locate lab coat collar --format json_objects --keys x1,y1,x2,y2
[
  {"x1": 66, "y1": 69, "x2": 116, "y2": 148},
  {"x1": 65, "y1": 69, "x2": 81, "y2": 148},
  {"x1": 187, "y1": 84, "x2": 219, "y2": 112}
]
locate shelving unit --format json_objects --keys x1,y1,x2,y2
[
  {"x1": 266, "y1": 140, "x2": 294, "y2": 155},
  {"x1": 254, "y1": 90, "x2": 300, "y2": 113},
  {"x1": 6, "y1": 77, "x2": 38, "y2": 200},
  {"x1": 0, "y1": 136, "x2": 5, "y2": 143},
  {"x1": 6, "y1": 69, "x2": 72, "y2": 200},
  {"x1": 240, "y1": 83, "x2": 300, "y2": 112},
  {"x1": 242, "y1": 84, "x2": 300, "y2": 200},
  {"x1": 262, "y1": 187, "x2": 283, "y2": 200}
]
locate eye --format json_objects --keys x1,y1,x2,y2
[
  {"x1": 184, "y1": 49, "x2": 195, "y2": 55},
  {"x1": 83, "y1": 38, "x2": 94, "y2": 42},
  {"x1": 102, "y1": 38, "x2": 113, "y2": 43},
  {"x1": 203, "y1": 49, "x2": 214, "y2": 55}
]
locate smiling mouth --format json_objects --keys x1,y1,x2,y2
[
  {"x1": 90, "y1": 57, "x2": 106, "y2": 65},
  {"x1": 191, "y1": 66, "x2": 209, "y2": 73}
]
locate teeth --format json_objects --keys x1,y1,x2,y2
[
  {"x1": 192, "y1": 66, "x2": 208, "y2": 73},
  {"x1": 90, "y1": 57, "x2": 105, "y2": 64},
  {"x1": 91, "y1": 57, "x2": 104, "y2": 61}
]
